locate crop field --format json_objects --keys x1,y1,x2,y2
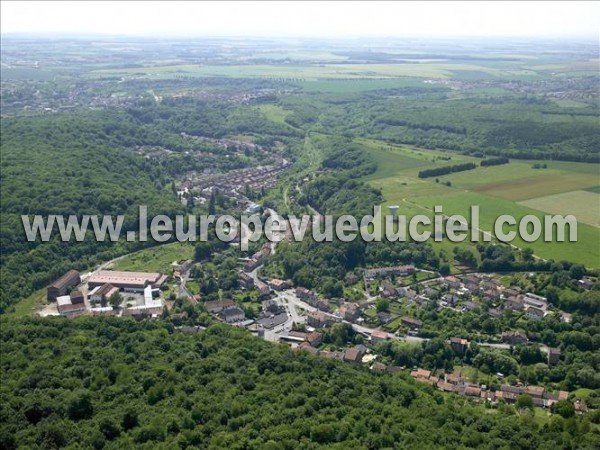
[
  {"x1": 89, "y1": 60, "x2": 594, "y2": 81},
  {"x1": 436, "y1": 163, "x2": 560, "y2": 191},
  {"x1": 519, "y1": 190, "x2": 600, "y2": 227},
  {"x1": 473, "y1": 171, "x2": 600, "y2": 201},
  {"x1": 299, "y1": 78, "x2": 433, "y2": 93},
  {"x1": 360, "y1": 140, "x2": 600, "y2": 267}
]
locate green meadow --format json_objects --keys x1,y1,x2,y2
[
  {"x1": 112, "y1": 242, "x2": 194, "y2": 273},
  {"x1": 359, "y1": 140, "x2": 600, "y2": 268},
  {"x1": 90, "y1": 59, "x2": 598, "y2": 82}
]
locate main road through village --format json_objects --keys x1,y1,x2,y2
[{"x1": 63, "y1": 205, "x2": 548, "y2": 354}]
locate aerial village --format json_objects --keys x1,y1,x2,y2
[{"x1": 43, "y1": 243, "x2": 596, "y2": 416}]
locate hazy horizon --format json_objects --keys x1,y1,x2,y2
[{"x1": 2, "y1": 1, "x2": 598, "y2": 39}]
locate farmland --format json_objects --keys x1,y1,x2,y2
[
  {"x1": 359, "y1": 140, "x2": 600, "y2": 267},
  {"x1": 519, "y1": 190, "x2": 600, "y2": 227},
  {"x1": 88, "y1": 57, "x2": 600, "y2": 82}
]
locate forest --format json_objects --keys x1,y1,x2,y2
[
  {"x1": 0, "y1": 99, "x2": 299, "y2": 313},
  {"x1": 288, "y1": 89, "x2": 600, "y2": 163},
  {"x1": 1, "y1": 317, "x2": 599, "y2": 450}
]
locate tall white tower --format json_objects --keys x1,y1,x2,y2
[{"x1": 388, "y1": 205, "x2": 400, "y2": 221}]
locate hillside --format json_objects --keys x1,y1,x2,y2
[{"x1": 1, "y1": 318, "x2": 598, "y2": 449}]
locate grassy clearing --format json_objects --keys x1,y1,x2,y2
[
  {"x1": 112, "y1": 242, "x2": 194, "y2": 273},
  {"x1": 256, "y1": 104, "x2": 292, "y2": 125},
  {"x1": 572, "y1": 388, "x2": 594, "y2": 399},
  {"x1": 519, "y1": 190, "x2": 600, "y2": 227},
  {"x1": 4, "y1": 288, "x2": 48, "y2": 318}
]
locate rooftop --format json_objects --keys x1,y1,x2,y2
[{"x1": 88, "y1": 270, "x2": 163, "y2": 286}]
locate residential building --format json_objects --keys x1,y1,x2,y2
[
  {"x1": 297, "y1": 342, "x2": 319, "y2": 355},
  {"x1": 239, "y1": 272, "x2": 254, "y2": 290},
  {"x1": 525, "y1": 292, "x2": 548, "y2": 307},
  {"x1": 443, "y1": 276, "x2": 461, "y2": 289},
  {"x1": 501, "y1": 331, "x2": 528, "y2": 345},
  {"x1": 376, "y1": 311, "x2": 393, "y2": 324},
  {"x1": 268, "y1": 278, "x2": 289, "y2": 291},
  {"x1": 204, "y1": 298, "x2": 236, "y2": 314},
  {"x1": 371, "y1": 362, "x2": 387, "y2": 371},
  {"x1": 548, "y1": 348, "x2": 561, "y2": 366},
  {"x1": 526, "y1": 306, "x2": 545, "y2": 320},
  {"x1": 401, "y1": 316, "x2": 423, "y2": 329},
  {"x1": 263, "y1": 299, "x2": 281, "y2": 314},
  {"x1": 307, "y1": 332, "x2": 323, "y2": 347},
  {"x1": 364, "y1": 265, "x2": 415, "y2": 279},
  {"x1": 380, "y1": 280, "x2": 397, "y2": 298},
  {"x1": 121, "y1": 307, "x2": 163, "y2": 319},
  {"x1": 319, "y1": 350, "x2": 344, "y2": 360},
  {"x1": 410, "y1": 368, "x2": 431, "y2": 380},
  {"x1": 296, "y1": 287, "x2": 314, "y2": 300},
  {"x1": 505, "y1": 296, "x2": 525, "y2": 311},
  {"x1": 343, "y1": 346, "x2": 366, "y2": 363},
  {"x1": 524, "y1": 386, "x2": 545, "y2": 398},
  {"x1": 462, "y1": 301, "x2": 479, "y2": 312},
  {"x1": 371, "y1": 330, "x2": 389, "y2": 344},
  {"x1": 257, "y1": 284, "x2": 271, "y2": 298},
  {"x1": 450, "y1": 337, "x2": 470, "y2": 354},
  {"x1": 219, "y1": 307, "x2": 245, "y2": 323},
  {"x1": 307, "y1": 311, "x2": 334, "y2": 328},
  {"x1": 338, "y1": 302, "x2": 359, "y2": 321}
]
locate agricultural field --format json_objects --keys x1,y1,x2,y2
[
  {"x1": 360, "y1": 140, "x2": 600, "y2": 268},
  {"x1": 89, "y1": 58, "x2": 599, "y2": 82},
  {"x1": 519, "y1": 190, "x2": 600, "y2": 227},
  {"x1": 299, "y1": 78, "x2": 432, "y2": 93}
]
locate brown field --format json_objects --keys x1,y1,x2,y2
[{"x1": 474, "y1": 172, "x2": 600, "y2": 201}]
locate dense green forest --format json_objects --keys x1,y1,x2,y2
[
  {"x1": 0, "y1": 99, "x2": 299, "y2": 313},
  {"x1": 2, "y1": 318, "x2": 599, "y2": 449},
  {"x1": 282, "y1": 91, "x2": 600, "y2": 162}
]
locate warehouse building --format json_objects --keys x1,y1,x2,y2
[
  {"x1": 87, "y1": 270, "x2": 167, "y2": 292},
  {"x1": 47, "y1": 270, "x2": 81, "y2": 301}
]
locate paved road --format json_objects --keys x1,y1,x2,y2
[
  {"x1": 177, "y1": 271, "x2": 192, "y2": 299},
  {"x1": 283, "y1": 290, "x2": 427, "y2": 343}
]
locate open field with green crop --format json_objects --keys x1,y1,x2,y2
[
  {"x1": 360, "y1": 140, "x2": 600, "y2": 267},
  {"x1": 417, "y1": 191, "x2": 598, "y2": 266},
  {"x1": 299, "y1": 78, "x2": 437, "y2": 93},
  {"x1": 519, "y1": 190, "x2": 600, "y2": 227},
  {"x1": 88, "y1": 60, "x2": 592, "y2": 81},
  {"x1": 111, "y1": 242, "x2": 194, "y2": 273}
]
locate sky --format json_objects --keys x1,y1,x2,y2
[{"x1": 1, "y1": 1, "x2": 598, "y2": 39}]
